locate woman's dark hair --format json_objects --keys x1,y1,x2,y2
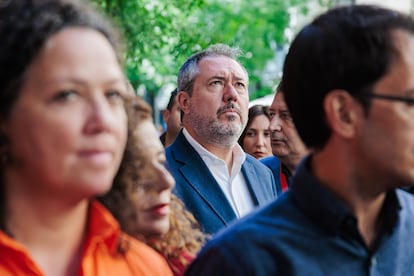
[
  {"x1": 282, "y1": 5, "x2": 414, "y2": 149},
  {"x1": 238, "y1": 104, "x2": 270, "y2": 148},
  {"x1": 166, "y1": 88, "x2": 178, "y2": 111},
  {"x1": 0, "y1": 0, "x2": 123, "y2": 120}
]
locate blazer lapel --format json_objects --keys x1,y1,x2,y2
[
  {"x1": 173, "y1": 132, "x2": 237, "y2": 224},
  {"x1": 242, "y1": 160, "x2": 267, "y2": 205}
]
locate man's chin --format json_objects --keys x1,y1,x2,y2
[{"x1": 219, "y1": 122, "x2": 243, "y2": 133}]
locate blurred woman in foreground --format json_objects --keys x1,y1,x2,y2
[{"x1": 0, "y1": 1, "x2": 172, "y2": 275}]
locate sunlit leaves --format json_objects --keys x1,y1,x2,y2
[{"x1": 91, "y1": 0, "x2": 331, "y2": 99}]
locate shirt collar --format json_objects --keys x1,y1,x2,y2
[
  {"x1": 290, "y1": 155, "x2": 401, "y2": 236},
  {"x1": 182, "y1": 128, "x2": 246, "y2": 170},
  {"x1": 85, "y1": 201, "x2": 121, "y2": 253},
  {"x1": 0, "y1": 201, "x2": 121, "y2": 261}
]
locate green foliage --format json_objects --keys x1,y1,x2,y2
[
  {"x1": 91, "y1": 0, "x2": 330, "y2": 99},
  {"x1": 250, "y1": 86, "x2": 274, "y2": 100},
  {"x1": 92, "y1": 0, "x2": 203, "y2": 93}
]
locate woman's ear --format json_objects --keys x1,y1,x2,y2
[{"x1": 323, "y1": 90, "x2": 362, "y2": 139}]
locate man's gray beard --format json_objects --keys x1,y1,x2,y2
[{"x1": 190, "y1": 113, "x2": 244, "y2": 147}]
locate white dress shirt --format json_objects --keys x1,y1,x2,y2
[{"x1": 183, "y1": 128, "x2": 255, "y2": 218}]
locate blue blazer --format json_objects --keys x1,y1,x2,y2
[
  {"x1": 260, "y1": 155, "x2": 283, "y2": 195},
  {"x1": 165, "y1": 131, "x2": 277, "y2": 234}
]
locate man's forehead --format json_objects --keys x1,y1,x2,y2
[
  {"x1": 271, "y1": 94, "x2": 288, "y2": 110},
  {"x1": 199, "y1": 56, "x2": 247, "y2": 79}
]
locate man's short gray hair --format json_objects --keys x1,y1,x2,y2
[{"x1": 177, "y1": 44, "x2": 247, "y2": 96}]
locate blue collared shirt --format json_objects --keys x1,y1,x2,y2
[{"x1": 186, "y1": 155, "x2": 414, "y2": 275}]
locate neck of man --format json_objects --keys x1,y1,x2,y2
[
  {"x1": 280, "y1": 152, "x2": 306, "y2": 175},
  {"x1": 311, "y1": 139, "x2": 386, "y2": 250},
  {"x1": 204, "y1": 142, "x2": 235, "y2": 175},
  {"x1": 186, "y1": 127, "x2": 237, "y2": 173},
  {"x1": 164, "y1": 132, "x2": 176, "y2": 148}
]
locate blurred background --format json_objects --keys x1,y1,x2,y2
[{"x1": 91, "y1": 0, "x2": 413, "y2": 130}]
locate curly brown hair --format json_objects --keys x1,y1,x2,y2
[{"x1": 99, "y1": 95, "x2": 206, "y2": 270}]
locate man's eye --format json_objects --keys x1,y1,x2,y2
[
  {"x1": 281, "y1": 112, "x2": 292, "y2": 121},
  {"x1": 106, "y1": 90, "x2": 124, "y2": 100},
  {"x1": 235, "y1": 82, "x2": 246, "y2": 88},
  {"x1": 210, "y1": 80, "x2": 223, "y2": 86}
]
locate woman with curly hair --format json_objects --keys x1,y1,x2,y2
[{"x1": 99, "y1": 96, "x2": 206, "y2": 275}]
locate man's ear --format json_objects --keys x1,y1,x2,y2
[
  {"x1": 177, "y1": 91, "x2": 190, "y2": 114},
  {"x1": 162, "y1": 109, "x2": 170, "y2": 123},
  {"x1": 324, "y1": 90, "x2": 362, "y2": 139}
]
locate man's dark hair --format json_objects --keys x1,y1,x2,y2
[
  {"x1": 282, "y1": 5, "x2": 414, "y2": 149},
  {"x1": 166, "y1": 88, "x2": 178, "y2": 111}
]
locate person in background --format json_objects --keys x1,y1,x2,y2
[
  {"x1": 0, "y1": 0, "x2": 172, "y2": 275},
  {"x1": 185, "y1": 5, "x2": 414, "y2": 275},
  {"x1": 166, "y1": 44, "x2": 277, "y2": 234},
  {"x1": 261, "y1": 84, "x2": 309, "y2": 194},
  {"x1": 100, "y1": 96, "x2": 205, "y2": 276},
  {"x1": 238, "y1": 105, "x2": 273, "y2": 159},
  {"x1": 160, "y1": 88, "x2": 182, "y2": 147}
]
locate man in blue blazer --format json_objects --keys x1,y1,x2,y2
[{"x1": 166, "y1": 44, "x2": 277, "y2": 235}]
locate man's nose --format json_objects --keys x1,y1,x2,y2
[
  {"x1": 223, "y1": 84, "x2": 238, "y2": 102},
  {"x1": 269, "y1": 116, "x2": 282, "y2": 132}
]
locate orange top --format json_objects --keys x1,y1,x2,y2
[{"x1": 0, "y1": 201, "x2": 173, "y2": 276}]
